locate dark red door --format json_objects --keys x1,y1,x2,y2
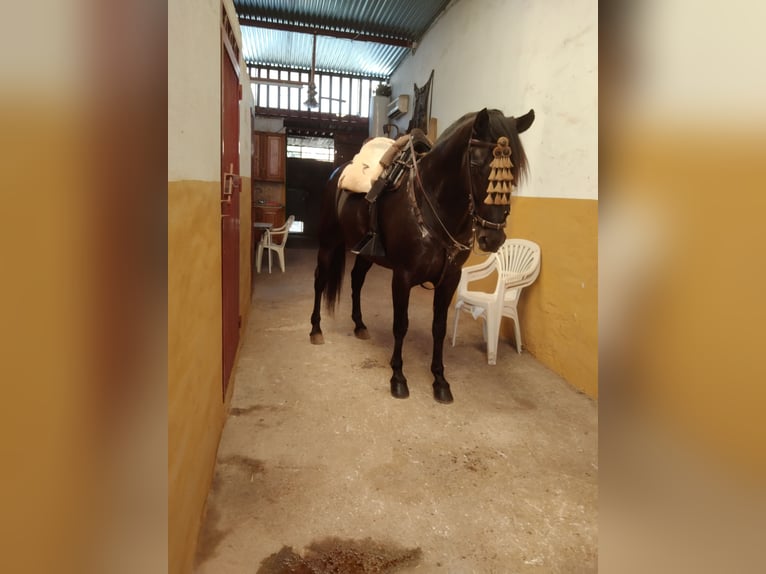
[{"x1": 221, "y1": 22, "x2": 241, "y2": 398}]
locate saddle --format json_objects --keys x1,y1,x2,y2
[
  {"x1": 348, "y1": 129, "x2": 432, "y2": 257},
  {"x1": 338, "y1": 137, "x2": 393, "y2": 195}
]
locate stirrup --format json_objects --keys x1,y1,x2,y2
[{"x1": 351, "y1": 233, "x2": 386, "y2": 257}]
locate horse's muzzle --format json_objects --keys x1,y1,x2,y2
[{"x1": 477, "y1": 229, "x2": 505, "y2": 252}]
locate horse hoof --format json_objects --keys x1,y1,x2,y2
[
  {"x1": 433, "y1": 384, "x2": 454, "y2": 404},
  {"x1": 354, "y1": 328, "x2": 370, "y2": 340},
  {"x1": 390, "y1": 377, "x2": 409, "y2": 399},
  {"x1": 310, "y1": 333, "x2": 325, "y2": 345}
]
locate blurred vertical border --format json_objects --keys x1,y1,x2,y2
[
  {"x1": 0, "y1": 0, "x2": 167, "y2": 572},
  {"x1": 600, "y1": 0, "x2": 766, "y2": 572}
]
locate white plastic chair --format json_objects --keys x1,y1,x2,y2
[
  {"x1": 451, "y1": 238, "x2": 541, "y2": 364},
  {"x1": 256, "y1": 215, "x2": 295, "y2": 273}
]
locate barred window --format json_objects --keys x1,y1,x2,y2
[{"x1": 250, "y1": 66, "x2": 379, "y2": 118}]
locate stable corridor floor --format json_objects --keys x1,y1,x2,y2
[{"x1": 195, "y1": 247, "x2": 597, "y2": 573}]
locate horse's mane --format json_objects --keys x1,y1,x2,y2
[
  {"x1": 434, "y1": 111, "x2": 475, "y2": 142},
  {"x1": 434, "y1": 109, "x2": 530, "y2": 185}
]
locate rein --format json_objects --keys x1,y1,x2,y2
[
  {"x1": 409, "y1": 134, "x2": 510, "y2": 253},
  {"x1": 411, "y1": 147, "x2": 473, "y2": 257},
  {"x1": 406, "y1": 133, "x2": 509, "y2": 288}
]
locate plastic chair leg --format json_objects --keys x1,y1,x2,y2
[
  {"x1": 268, "y1": 249, "x2": 272, "y2": 273},
  {"x1": 256, "y1": 244, "x2": 264, "y2": 273},
  {"x1": 278, "y1": 249, "x2": 285, "y2": 272},
  {"x1": 513, "y1": 318, "x2": 522, "y2": 354},
  {"x1": 451, "y1": 306, "x2": 460, "y2": 347},
  {"x1": 486, "y1": 315, "x2": 501, "y2": 365}
]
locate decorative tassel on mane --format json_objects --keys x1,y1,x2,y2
[{"x1": 484, "y1": 136, "x2": 513, "y2": 205}]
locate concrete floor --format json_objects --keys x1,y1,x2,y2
[{"x1": 195, "y1": 247, "x2": 597, "y2": 573}]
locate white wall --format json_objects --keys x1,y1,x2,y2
[
  {"x1": 240, "y1": 56, "x2": 254, "y2": 178},
  {"x1": 168, "y1": 0, "x2": 220, "y2": 182},
  {"x1": 390, "y1": 0, "x2": 597, "y2": 200},
  {"x1": 169, "y1": 0, "x2": 252, "y2": 181}
]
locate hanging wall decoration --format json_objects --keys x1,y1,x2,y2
[{"x1": 407, "y1": 70, "x2": 434, "y2": 135}]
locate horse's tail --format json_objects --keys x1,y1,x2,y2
[
  {"x1": 323, "y1": 241, "x2": 346, "y2": 314},
  {"x1": 319, "y1": 165, "x2": 348, "y2": 314}
]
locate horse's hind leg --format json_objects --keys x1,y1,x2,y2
[
  {"x1": 430, "y1": 270, "x2": 461, "y2": 403},
  {"x1": 351, "y1": 256, "x2": 373, "y2": 339},
  {"x1": 389, "y1": 270, "x2": 412, "y2": 399},
  {"x1": 310, "y1": 248, "x2": 330, "y2": 345}
]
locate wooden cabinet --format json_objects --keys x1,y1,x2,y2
[
  {"x1": 253, "y1": 132, "x2": 285, "y2": 182},
  {"x1": 253, "y1": 205, "x2": 285, "y2": 228}
]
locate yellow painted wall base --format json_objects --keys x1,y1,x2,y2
[
  {"x1": 168, "y1": 179, "x2": 251, "y2": 574},
  {"x1": 611, "y1": 128, "x2": 766, "y2": 480},
  {"x1": 464, "y1": 196, "x2": 598, "y2": 398}
]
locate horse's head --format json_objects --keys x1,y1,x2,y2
[{"x1": 467, "y1": 108, "x2": 534, "y2": 252}]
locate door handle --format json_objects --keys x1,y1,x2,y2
[
  {"x1": 222, "y1": 170, "x2": 240, "y2": 204},
  {"x1": 222, "y1": 175, "x2": 234, "y2": 204}
]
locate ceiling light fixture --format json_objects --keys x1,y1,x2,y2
[{"x1": 303, "y1": 34, "x2": 319, "y2": 109}]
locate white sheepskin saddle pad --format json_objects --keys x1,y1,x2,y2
[{"x1": 338, "y1": 137, "x2": 395, "y2": 194}]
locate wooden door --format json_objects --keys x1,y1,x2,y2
[
  {"x1": 221, "y1": 16, "x2": 241, "y2": 398},
  {"x1": 263, "y1": 133, "x2": 285, "y2": 181},
  {"x1": 285, "y1": 157, "x2": 334, "y2": 247},
  {"x1": 252, "y1": 126, "x2": 262, "y2": 179},
  {"x1": 253, "y1": 132, "x2": 285, "y2": 182}
]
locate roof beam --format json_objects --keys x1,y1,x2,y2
[{"x1": 238, "y1": 16, "x2": 412, "y2": 48}]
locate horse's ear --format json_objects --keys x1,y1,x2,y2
[
  {"x1": 472, "y1": 108, "x2": 490, "y2": 137},
  {"x1": 515, "y1": 109, "x2": 535, "y2": 133}
]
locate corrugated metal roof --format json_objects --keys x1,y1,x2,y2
[
  {"x1": 241, "y1": 28, "x2": 405, "y2": 79},
  {"x1": 234, "y1": 0, "x2": 452, "y2": 78}
]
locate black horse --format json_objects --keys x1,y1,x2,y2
[{"x1": 310, "y1": 108, "x2": 534, "y2": 403}]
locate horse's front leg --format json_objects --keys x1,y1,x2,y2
[
  {"x1": 389, "y1": 270, "x2": 412, "y2": 398},
  {"x1": 430, "y1": 270, "x2": 461, "y2": 403},
  {"x1": 350, "y1": 255, "x2": 373, "y2": 339}
]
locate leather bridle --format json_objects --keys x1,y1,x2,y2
[
  {"x1": 406, "y1": 134, "x2": 513, "y2": 289},
  {"x1": 407, "y1": 134, "x2": 512, "y2": 265},
  {"x1": 467, "y1": 137, "x2": 510, "y2": 230}
]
